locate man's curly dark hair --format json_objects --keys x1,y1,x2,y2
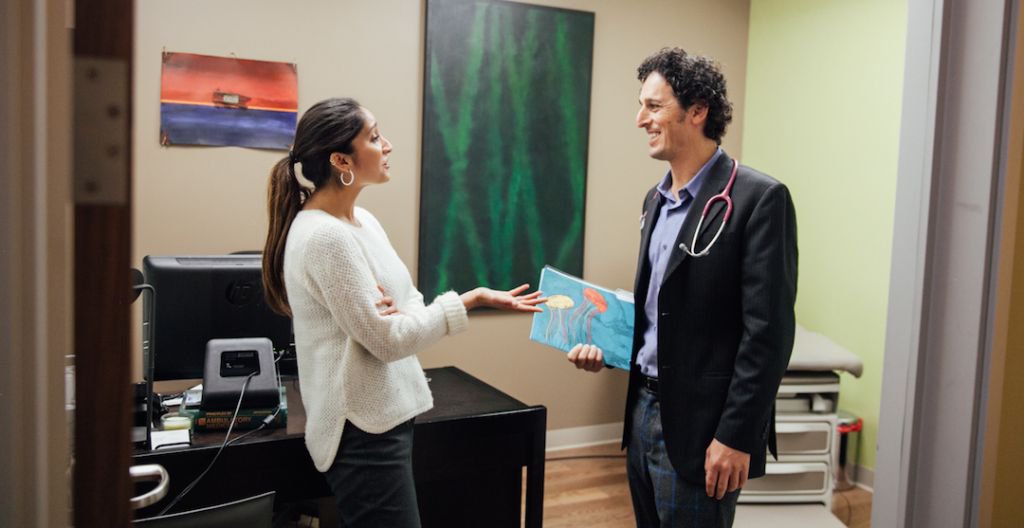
[{"x1": 637, "y1": 47, "x2": 733, "y2": 144}]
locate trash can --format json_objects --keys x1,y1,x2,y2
[{"x1": 835, "y1": 411, "x2": 863, "y2": 491}]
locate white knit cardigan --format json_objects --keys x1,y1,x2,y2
[{"x1": 283, "y1": 208, "x2": 469, "y2": 471}]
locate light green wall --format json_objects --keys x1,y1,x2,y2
[{"x1": 741, "y1": 0, "x2": 907, "y2": 471}]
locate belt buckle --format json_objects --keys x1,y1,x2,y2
[{"x1": 643, "y1": 375, "x2": 659, "y2": 394}]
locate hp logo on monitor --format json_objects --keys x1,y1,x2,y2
[{"x1": 225, "y1": 280, "x2": 260, "y2": 305}]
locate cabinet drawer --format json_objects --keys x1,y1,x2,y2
[
  {"x1": 744, "y1": 462, "x2": 830, "y2": 495},
  {"x1": 776, "y1": 422, "x2": 832, "y2": 455}
]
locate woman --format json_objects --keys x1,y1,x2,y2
[{"x1": 262, "y1": 97, "x2": 544, "y2": 527}]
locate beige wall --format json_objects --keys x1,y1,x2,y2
[{"x1": 133, "y1": 0, "x2": 751, "y2": 431}]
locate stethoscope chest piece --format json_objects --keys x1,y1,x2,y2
[{"x1": 679, "y1": 159, "x2": 739, "y2": 258}]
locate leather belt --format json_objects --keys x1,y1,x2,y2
[{"x1": 641, "y1": 374, "x2": 659, "y2": 396}]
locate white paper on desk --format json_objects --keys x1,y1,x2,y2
[
  {"x1": 151, "y1": 429, "x2": 191, "y2": 450},
  {"x1": 162, "y1": 396, "x2": 183, "y2": 407}
]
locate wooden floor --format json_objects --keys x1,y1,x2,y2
[
  {"x1": 286, "y1": 442, "x2": 872, "y2": 527},
  {"x1": 831, "y1": 483, "x2": 872, "y2": 528},
  {"x1": 538, "y1": 443, "x2": 872, "y2": 528},
  {"x1": 542, "y1": 444, "x2": 635, "y2": 527}
]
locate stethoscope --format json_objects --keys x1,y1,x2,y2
[{"x1": 678, "y1": 159, "x2": 739, "y2": 258}]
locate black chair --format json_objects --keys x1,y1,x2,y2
[{"x1": 133, "y1": 491, "x2": 275, "y2": 528}]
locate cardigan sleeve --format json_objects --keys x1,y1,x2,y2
[{"x1": 304, "y1": 224, "x2": 468, "y2": 363}]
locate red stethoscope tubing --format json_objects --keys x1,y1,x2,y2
[{"x1": 681, "y1": 159, "x2": 738, "y2": 258}]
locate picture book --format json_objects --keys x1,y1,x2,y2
[{"x1": 529, "y1": 266, "x2": 635, "y2": 370}]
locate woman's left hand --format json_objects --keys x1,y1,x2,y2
[
  {"x1": 376, "y1": 284, "x2": 399, "y2": 316},
  {"x1": 462, "y1": 284, "x2": 546, "y2": 312}
]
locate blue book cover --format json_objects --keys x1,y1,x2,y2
[{"x1": 529, "y1": 266, "x2": 635, "y2": 370}]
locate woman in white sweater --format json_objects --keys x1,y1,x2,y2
[{"x1": 261, "y1": 98, "x2": 544, "y2": 527}]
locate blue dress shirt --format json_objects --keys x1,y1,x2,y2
[{"x1": 636, "y1": 148, "x2": 723, "y2": 378}]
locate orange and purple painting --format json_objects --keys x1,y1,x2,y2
[{"x1": 160, "y1": 52, "x2": 298, "y2": 150}]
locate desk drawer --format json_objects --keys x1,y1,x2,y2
[
  {"x1": 744, "y1": 462, "x2": 830, "y2": 495},
  {"x1": 776, "y1": 422, "x2": 832, "y2": 455}
]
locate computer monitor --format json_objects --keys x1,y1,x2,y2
[{"x1": 142, "y1": 255, "x2": 293, "y2": 381}]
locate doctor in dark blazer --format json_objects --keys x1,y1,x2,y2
[{"x1": 569, "y1": 48, "x2": 798, "y2": 527}]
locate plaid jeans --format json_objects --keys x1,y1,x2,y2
[{"x1": 627, "y1": 385, "x2": 740, "y2": 527}]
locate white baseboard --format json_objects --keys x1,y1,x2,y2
[
  {"x1": 546, "y1": 422, "x2": 623, "y2": 452},
  {"x1": 853, "y1": 464, "x2": 874, "y2": 491}
]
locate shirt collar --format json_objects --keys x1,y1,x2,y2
[{"x1": 655, "y1": 147, "x2": 724, "y2": 205}]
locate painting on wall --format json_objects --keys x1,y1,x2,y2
[
  {"x1": 159, "y1": 52, "x2": 298, "y2": 150},
  {"x1": 418, "y1": 0, "x2": 595, "y2": 299}
]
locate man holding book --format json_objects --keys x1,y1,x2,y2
[{"x1": 567, "y1": 47, "x2": 798, "y2": 527}]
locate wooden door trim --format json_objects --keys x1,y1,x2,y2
[{"x1": 73, "y1": 0, "x2": 135, "y2": 525}]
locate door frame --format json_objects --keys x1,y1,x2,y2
[
  {"x1": 875, "y1": 0, "x2": 1019, "y2": 526},
  {"x1": 71, "y1": 0, "x2": 136, "y2": 525},
  {"x1": 0, "y1": 0, "x2": 73, "y2": 526}
]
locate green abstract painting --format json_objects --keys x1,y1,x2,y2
[{"x1": 419, "y1": 0, "x2": 594, "y2": 299}]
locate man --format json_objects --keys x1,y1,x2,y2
[{"x1": 568, "y1": 47, "x2": 798, "y2": 527}]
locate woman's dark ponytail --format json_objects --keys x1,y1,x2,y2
[
  {"x1": 261, "y1": 97, "x2": 366, "y2": 316},
  {"x1": 262, "y1": 156, "x2": 308, "y2": 316}
]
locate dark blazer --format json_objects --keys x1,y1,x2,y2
[{"x1": 621, "y1": 151, "x2": 798, "y2": 486}]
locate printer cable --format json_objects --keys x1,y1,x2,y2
[{"x1": 157, "y1": 372, "x2": 256, "y2": 515}]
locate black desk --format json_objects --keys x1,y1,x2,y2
[{"x1": 134, "y1": 367, "x2": 547, "y2": 527}]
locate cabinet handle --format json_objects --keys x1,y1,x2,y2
[
  {"x1": 776, "y1": 423, "x2": 825, "y2": 434},
  {"x1": 129, "y1": 464, "x2": 169, "y2": 510},
  {"x1": 765, "y1": 463, "x2": 823, "y2": 475}
]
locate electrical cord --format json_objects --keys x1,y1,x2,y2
[
  {"x1": 225, "y1": 404, "x2": 283, "y2": 447},
  {"x1": 157, "y1": 372, "x2": 256, "y2": 515},
  {"x1": 232, "y1": 350, "x2": 284, "y2": 447}
]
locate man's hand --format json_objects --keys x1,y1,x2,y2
[
  {"x1": 704, "y1": 438, "x2": 749, "y2": 499},
  {"x1": 567, "y1": 344, "x2": 605, "y2": 372}
]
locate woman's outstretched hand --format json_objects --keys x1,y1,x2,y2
[{"x1": 461, "y1": 283, "x2": 547, "y2": 312}]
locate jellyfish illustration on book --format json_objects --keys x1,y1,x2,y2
[
  {"x1": 529, "y1": 267, "x2": 636, "y2": 369},
  {"x1": 569, "y1": 287, "x2": 609, "y2": 344},
  {"x1": 544, "y1": 295, "x2": 576, "y2": 347}
]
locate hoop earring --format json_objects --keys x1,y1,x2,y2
[{"x1": 340, "y1": 170, "x2": 355, "y2": 186}]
